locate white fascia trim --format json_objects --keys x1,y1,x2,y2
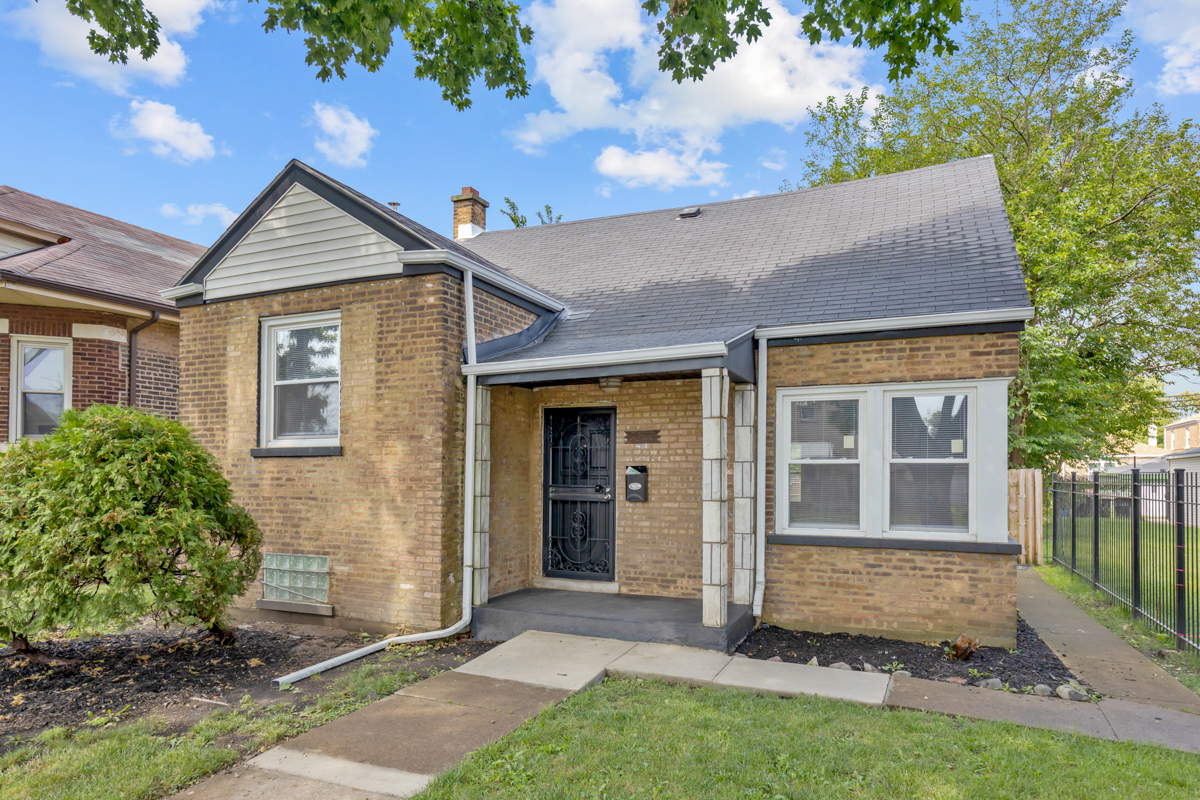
[
  {"x1": 462, "y1": 340, "x2": 728, "y2": 376},
  {"x1": 160, "y1": 282, "x2": 203, "y2": 300},
  {"x1": 397, "y1": 250, "x2": 565, "y2": 312},
  {"x1": 754, "y1": 307, "x2": 1035, "y2": 339}
]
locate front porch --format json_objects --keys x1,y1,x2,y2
[{"x1": 472, "y1": 588, "x2": 755, "y2": 652}]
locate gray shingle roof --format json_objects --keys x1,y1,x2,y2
[
  {"x1": 460, "y1": 157, "x2": 1030, "y2": 363},
  {"x1": 0, "y1": 186, "x2": 203, "y2": 312}
]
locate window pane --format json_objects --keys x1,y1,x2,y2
[
  {"x1": 23, "y1": 392, "x2": 63, "y2": 436},
  {"x1": 890, "y1": 463, "x2": 969, "y2": 532},
  {"x1": 789, "y1": 399, "x2": 859, "y2": 460},
  {"x1": 788, "y1": 463, "x2": 860, "y2": 528},
  {"x1": 274, "y1": 381, "x2": 339, "y2": 438},
  {"x1": 22, "y1": 347, "x2": 64, "y2": 392},
  {"x1": 891, "y1": 395, "x2": 968, "y2": 459},
  {"x1": 276, "y1": 325, "x2": 340, "y2": 381}
]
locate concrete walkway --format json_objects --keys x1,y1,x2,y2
[
  {"x1": 1018, "y1": 568, "x2": 1200, "y2": 714},
  {"x1": 174, "y1": 627, "x2": 1200, "y2": 799}
]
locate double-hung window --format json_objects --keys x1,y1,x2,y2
[
  {"x1": 260, "y1": 311, "x2": 341, "y2": 448},
  {"x1": 776, "y1": 379, "x2": 1008, "y2": 542},
  {"x1": 9, "y1": 335, "x2": 71, "y2": 441}
]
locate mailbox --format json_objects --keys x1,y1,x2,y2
[{"x1": 625, "y1": 466, "x2": 648, "y2": 502}]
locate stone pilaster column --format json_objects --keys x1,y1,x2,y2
[
  {"x1": 472, "y1": 385, "x2": 491, "y2": 606},
  {"x1": 701, "y1": 367, "x2": 729, "y2": 627},
  {"x1": 732, "y1": 383, "x2": 756, "y2": 606}
]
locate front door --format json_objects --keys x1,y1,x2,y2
[{"x1": 543, "y1": 407, "x2": 616, "y2": 581}]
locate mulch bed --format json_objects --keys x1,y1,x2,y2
[
  {"x1": 736, "y1": 617, "x2": 1082, "y2": 691},
  {"x1": 0, "y1": 622, "x2": 497, "y2": 740}
]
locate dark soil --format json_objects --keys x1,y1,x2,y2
[
  {"x1": 736, "y1": 617, "x2": 1083, "y2": 692},
  {"x1": 0, "y1": 621, "x2": 497, "y2": 740}
]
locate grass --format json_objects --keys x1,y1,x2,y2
[
  {"x1": 1037, "y1": 565, "x2": 1200, "y2": 697},
  {"x1": 0, "y1": 642, "x2": 433, "y2": 800},
  {"x1": 418, "y1": 677, "x2": 1200, "y2": 800}
]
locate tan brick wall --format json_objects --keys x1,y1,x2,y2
[
  {"x1": 488, "y1": 379, "x2": 709, "y2": 599},
  {"x1": 763, "y1": 545, "x2": 1017, "y2": 647},
  {"x1": 473, "y1": 289, "x2": 539, "y2": 345},
  {"x1": 178, "y1": 275, "x2": 467, "y2": 631},
  {"x1": 762, "y1": 331, "x2": 1020, "y2": 643},
  {"x1": 0, "y1": 304, "x2": 181, "y2": 438},
  {"x1": 1166, "y1": 419, "x2": 1199, "y2": 452}
]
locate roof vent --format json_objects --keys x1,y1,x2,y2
[{"x1": 678, "y1": 206, "x2": 701, "y2": 219}]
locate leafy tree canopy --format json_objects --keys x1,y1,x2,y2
[
  {"x1": 790, "y1": 0, "x2": 1200, "y2": 472},
  {"x1": 58, "y1": 0, "x2": 963, "y2": 110},
  {"x1": 500, "y1": 198, "x2": 563, "y2": 228},
  {"x1": 0, "y1": 406, "x2": 262, "y2": 655}
]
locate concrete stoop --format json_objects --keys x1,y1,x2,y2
[{"x1": 174, "y1": 630, "x2": 1200, "y2": 799}]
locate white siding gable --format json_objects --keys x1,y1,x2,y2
[
  {"x1": 204, "y1": 184, "x2": 406, "y2": 300},
  {"x1": 0, "y1": 229, "x2": 41, "y2": 257}
]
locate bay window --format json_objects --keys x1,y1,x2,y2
[{"x1": 776, "y1": 379, "x2": 1010, "y2": 542}]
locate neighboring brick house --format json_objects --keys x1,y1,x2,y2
[
  {"x1": 0, "y1": 187, "x2": 200, "y2": 444},
  {"x1": 166, "y1": 157, "x2": 1031, "y2": 647},
  {"x1": 1165, "y1": 416, "x2": 1200, "y2": 453}
]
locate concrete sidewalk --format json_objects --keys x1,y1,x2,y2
[
  {"x1": 1018, "y1": 568, "x2": 1200, "y2": 714},
  {"x1": 174, "y1": 612, "x2": 1200, "y2": 799}
]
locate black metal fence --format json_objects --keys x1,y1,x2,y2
[{"x1": 1050, "y1": 470, "x2": 1198, "y2": 653}]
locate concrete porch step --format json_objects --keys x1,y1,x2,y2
[{"x1": 472, "y1": 588, "x2": 754, "y2": 652}]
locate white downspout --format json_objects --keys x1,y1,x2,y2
[
  {"x1": 752, "y1": 336, "x2": 768, "y2": 616},
  {"x1": 273, "y1": 270, "x2": 479, "y2": 688}
]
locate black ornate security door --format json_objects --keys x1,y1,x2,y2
[{"x1": 543, "y1": 408, "x2": 616, "y2": 581}]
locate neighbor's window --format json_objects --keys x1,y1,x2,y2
[
  {"x1": 10, "y1": 336, "x2": 71, "y2": 441},
  {"x1": 786, "y1": 397, "x2": 861, "y2": 529},
  {"x1": 260, "y1": 311, "x2": 341, "y2": 447},
  {"x1": 887, "y1": 393, "x2": 970, "y2": 534}
]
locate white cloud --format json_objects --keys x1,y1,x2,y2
[
  {"x1": 160, "y1": 202, "x2": 237, "y2": 226},
  {"x1": 116, "y1": 100, "x2": 216, "y2": 163},
  {"x1": 1127, "y1": 0, "x2": 1200, "y2": 94},
  {"x1": 732, "y1": 190, "x2": 761, "y2": 199},
  {"x1": 513, "y1": 0, "x2": 871, "y2": 189},
  {"x1": 311, "y1": 102, "x2": 379, "y2": 168},
  {"x1": 6, "y1": 0, "x2": 218, "y2": 95},
  {"x1": 758, "y1": 147, "x2": 787, "y2": 171}
]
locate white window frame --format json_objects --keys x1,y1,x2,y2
[
  {"x1": 9, "y1": 334, "x2": 72, "y2": 442},
  {"x1": 777, "y1": 388, "x2": 869, "y2": 533},
  {"x1": 259, "y1": 310, "x2": 342, "y2": 448},
  {"x1": 775, "y1": 378, "x2": 1011, "y2": 543},
  {"x1": 882, "y1": 386, "x2": 976, "y2": 540}
]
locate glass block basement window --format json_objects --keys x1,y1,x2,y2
[{"x1": 262, "y1": 553, "x2": 329, "y2": 603}]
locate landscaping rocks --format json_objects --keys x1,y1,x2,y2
[
  {"x1": 736, "y1": 617, "x2": 1081, "y2": 691},
  {"x1": 862, "y1": 663, "x2": 879, "y2": 673},
  {"x1": 829, "y1": 662, "x2": 852, "y2": 670},
  {"x1": 767, "y1": 656, "x2": 783, "y2": 662},
  {"x1": 1057, "y1": 685, "x2": 1089, "y2": 702},
  {"x1": 1034, "y1": 684, "x2": 1053, "y2": 696},
  {"x1": 893, "y1": 670, "x2": 912, "y2": 678},
  {"x1": 976, "y1": 678, "x2": 1004, "y2": 690},
  {"x1": 806, "y1": 657, "x2": 818, "y2": 666}
]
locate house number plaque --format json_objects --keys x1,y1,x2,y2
[{"x1": 624, "y1": 429, "x2": 661, "y2": 444}]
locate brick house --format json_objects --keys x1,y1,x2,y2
[
  {"x1": 166, "y1": 156, "x2": 1031, "y2": 648},
  {"x1": 0, "y1": 187, "x2": 200, "y2": 444}
]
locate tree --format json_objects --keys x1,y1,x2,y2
[
  {"x1": 500, "y1": 198, "x2": 563, "y2": 228},
  {"x1": 791, "y1": 0, "x2": 1200, "y2": 472},
  {"x1": 58, "y1": 0, "x2": 964, "y2": 110},
  {"x1": 0, "y1": 406, "x2": 262, "y2": 658}
]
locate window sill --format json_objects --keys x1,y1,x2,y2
[
  {"x1": 256, "y1": 598, "x2": 334, "y2": 616},
  {"x1": 250, "y1": 446, "x2": 342, "y2": 458},
  {"x1": 766, "y1": 533, "x2": 1021, "y2": 555}
]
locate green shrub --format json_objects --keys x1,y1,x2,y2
[{"x1": 0, "y1": 405, "x2": 261, "y2": 651}]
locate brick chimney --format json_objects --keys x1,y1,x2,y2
[{"x1": 452, "y1": 187, "x2": 488, "y2": 239}]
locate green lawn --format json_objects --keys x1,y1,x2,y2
[{"x1": 417, "y1": 677, "x2": 1200, "y2": 800}]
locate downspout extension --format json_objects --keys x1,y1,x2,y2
[
  {"x1": 272, "y1": 271, "x2": 480, "y2": 688},
  {"x1": 127, "y1": 311, "x2": 160, "y2": 409},
  {"x1": 752, "y1": 336, "x2": 768, "y2": 617}
]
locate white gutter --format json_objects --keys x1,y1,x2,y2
[
  {"x1": 397, "y1": 250, "x2": 565, "y2": 312},
  {"x1": 754, "y1": 307, "x2": 1034, "y2": 340},
  {"x1": 462, "y1": 340, "x2": 728, "y2": 376},
  {"x1": 273, "y1": 271, "x2": 480, "y2": 688},
  {"x1": 160, "y1": 282, "x2": 203, "y2": 301},
  {"x1": 752, "y1": 337, "x2": 768, "y2": 616}
]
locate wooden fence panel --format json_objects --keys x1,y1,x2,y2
[{"x1": 1008, "y1": 468, "x2": 1043, "y2": 565}]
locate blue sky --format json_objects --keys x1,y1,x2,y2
[{"x1": 2, "y1": 0, "x2": 1195, "y2": 248}]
